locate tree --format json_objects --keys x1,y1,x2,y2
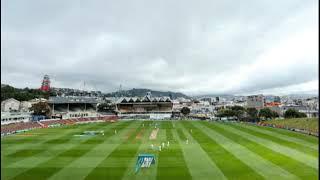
[
  {"x1": 257, "y1": 108, "x2": 280, "y2": 120},
  {"x1": 1, "y1": 85, "x2": 49, "y2": 102},
  {"x1": 230, "y1": 105, "x2": 245, "y2": 111},
  {"x1": 230, "y1": 106, "x2": 245, "y2": 120},
  {"x1": 246, "y1": 108, "x2": 258, "y2": 121},
  {"x1": 298, "y1": 112, "x2": 307, "y2": 118},
  {"x1": 258, "y1": 108, "x2": 274, "y2": 120},
  {"x1": 29, "y1": 102, "x2": 52, "y2": 117},
  {"x1": 271, "y1": 111, "x2": 279, "y2": 118},
  {"x1": 284, "y1": 108, "x2": 307, "y2": 118},
  {"x1": 216, "y1": 109, "x2": 235, "y2": 118},
  {"x1": 97, "y1": 103, "x2": 116, "y2": 113},
  {"x1": 181, "y1": 107, "x2": 191, "y2": 116}
]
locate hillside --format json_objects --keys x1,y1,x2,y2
[
  {"x1": 261, "y1": 118, "x2": 318, "y2": 134},
  {"x1": 104, "y1": 88, "x2": 189, "y2": 99},
  {"x1": 1, "y1": 84, "x2": 49, "y2": 102}
]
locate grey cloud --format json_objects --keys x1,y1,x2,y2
[{"x1": 1, "y1": 0, "x2": 318, "y2": 95}]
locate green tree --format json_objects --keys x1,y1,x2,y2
[
  {"x1": 97, "y1": 103, "x2": 116, "y2": 113},
  {"x1": 216, "y1": 109, "x2": 235, "y2": 117},
  {"x1": 230, "y1": 106, "x2": 245, "y2": 120},
  {"x1": 246, "y1": 107, "x2": 258, "y2": 121},
  {"x1": 258, "y1": 108, "x2": 274, "y2": 120},
  {"x1": 29, "y1": 102, "x2": 52, "y2": 118},
  {"x1": 1, "y1": 85, "x2": 49, "y2": 102},
  {"x1": 258, "y1": 108, "x2": 280, "y2": 120},
  {"x1": 298, "y1": 112, "x2": 307, "y2": 118},
  {"x1": 181, "y1": 107, "x2": 191, "y2": 116},
  {"x1": 284, "y1": 108, "x2": 307, "y2": 118},
  {"x1": 271, "y1": 111, "x2": 279, "y2": 118}
]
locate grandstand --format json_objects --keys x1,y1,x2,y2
[
  {"x1": 1, "y1": 115, "x2": 118, "y2": 136},
  {"x1": 48, "y1": 96, "x2": 101, "y2": 119},
  {"x1": 116, "y1": 96, "x2": 173, "y2": 119},
  {"x1": 1, "y1": 122, "x2": 41, "y2": 135}
]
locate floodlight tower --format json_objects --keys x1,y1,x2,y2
[{"x1": 40, "y1": 74, "x2": 50, "y2": 92}]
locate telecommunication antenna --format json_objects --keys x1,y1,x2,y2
[{"x1": 118, "y1": 84, "x2": 123, "y2": 97}]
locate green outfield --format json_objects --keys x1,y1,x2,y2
[{"x1": 1, "y1": 120, "x2": 318, "y2": 180}]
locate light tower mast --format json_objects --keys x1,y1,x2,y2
[{"x1": 40, "y1": 74, "x2": 50, "y2": 92}]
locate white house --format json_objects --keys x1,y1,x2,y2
[
  {"x1": 1, "y1": 98, "x2": 20, "y2": 112},
  {"x1": 20, "y1": 101, "x2": 32, "y2": 112}
]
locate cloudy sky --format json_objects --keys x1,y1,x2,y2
[{"x1": 1, "y1": 0, "x2": 318, "y2": 95}]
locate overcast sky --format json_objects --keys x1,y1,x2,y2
[{"x1": 1, "y1": 0, "x2": 318, "y2": 95}]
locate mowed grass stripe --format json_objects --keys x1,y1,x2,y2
[
  {"x1": 156, "y1": 121, "x2": 192, "y2": 180},
  {"x1": 195, "y1": 122, "x2": 301, "y2": 179},
  {"x1": 84, "y1": 121, "x2": 144, "y2": 180},
  {"x1": 181, "y1": 122, "x2": 263, "y2": 180},
  {"x1": 48, "y1": 121, "x2": 139, "y2": 180},
  {"x1": 174, "y1": 123, "x2": 227, "y2": 180},
  {"x1": 210, "y1": 122, "x2": 317, "y2": 179},
  {"x1": 121, "y1": 121, "x2": 157, "y2": 180},
  {"x1": 3, "y1": 123, "x2": 101, "y2": 156},
  {"x1": 176, "y1": 128, "x2": 187, "y2": 141},
  {"x1": 10, "y1": 122, "x2": 128, "y2": 180},
  {"x1": 124, "y1": 122, "x2": 167, "y2": 180},
  {"x1": 4, "y1": 122, "x2": 104, "y2": 164},
  {"x1": 3, "y1": 123, "x2": 105, "y2": 179},
  {"x1": 3, "y1": 123, "x2": 104, "y2": 156},
  {"x1": 252, "y1": 123, "x2": 318, "y2": 144},
  {"x1": 225, "y1": 123, "x2": 318, "y2": 169},
  {"x1": 228, "y1": 123, "x2": 318, "y2": 157},
  {"x1": 4, "y1": 124, "x2": 102, "y2": 167},
  {"x1": 1, "y1": 125, "x2": 76, "y2": 145},
  {"x1": 233, "y1": 123, "x2": 318, "y2": 152}
]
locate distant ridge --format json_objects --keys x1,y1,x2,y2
[{"x1": 104, "y1": 88, "x2": 190, "y2": 99}]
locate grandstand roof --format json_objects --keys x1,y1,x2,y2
[
  {"x1": 48, "y1": 96, "x2": 102, "y2": 104},
  {"x1": 116, "y1": 96, "x2": 172, "y2": 104}
]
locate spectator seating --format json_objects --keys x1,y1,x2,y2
[{"x1": 1, "y1": 115, "x2": 118, "y2": 136}]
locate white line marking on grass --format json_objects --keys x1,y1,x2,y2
[
  {"x1": 235, "y1": 123, "x2": 318, "y2": 150},
  {"x1": 218, "y1": 123, "x2": 318, "y2": 170},
  {"x1": 194, "y1": 122, "x2": 300, "y2": 180}
]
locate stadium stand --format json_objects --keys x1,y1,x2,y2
[
  {"x1": 1, "y1": 115, "x2": 118, "y2": 136},
  {"x1": 1, "y1": 122, "x2": 42, "y2": 135}
]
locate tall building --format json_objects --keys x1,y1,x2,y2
[
  {"x1": 246, "y1": 95, "x2": 264, "y2": 110},
  {"x1": 40, "y1": 75, "x2": 50, "y2": 92}
]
